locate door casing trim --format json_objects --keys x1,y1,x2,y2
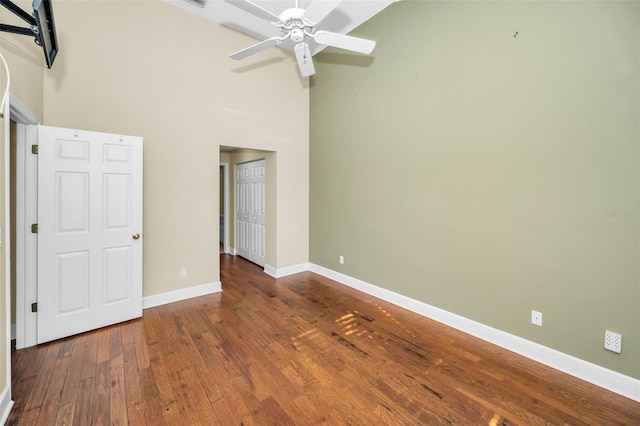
[{"x1": 11, "y1": 94, "x2": 39, "y2": 349}]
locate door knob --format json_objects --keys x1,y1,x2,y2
[{"x1": 132, "y1": 233, "x2": 140, "y2": 240}]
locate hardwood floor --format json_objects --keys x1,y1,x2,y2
[{"x1": 8, "y1": 254, "x2": 640, "y2": 425}]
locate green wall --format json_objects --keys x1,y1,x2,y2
[{"x1": 310, "y1": 1, "x2": 640, "y2": 378}]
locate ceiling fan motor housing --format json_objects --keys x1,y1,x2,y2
[
  {"x1": 279, "y1": 7, "x2": 306, "y2": 23},
  {"x1": 279, "y1": 8, "x2": 312, "y2": 42}
]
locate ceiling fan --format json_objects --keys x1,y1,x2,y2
[{"x1": 225, "y1": 0, "x2": 377, "y2": 77}]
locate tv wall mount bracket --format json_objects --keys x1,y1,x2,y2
[
  {"x1": 0, "y1": 0, "x2": 42, "y2": 42},
  {"x1": 0, "y1": 0, "x2": 58, "y2": 68}
]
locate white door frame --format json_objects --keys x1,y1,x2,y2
[
  {"x1": 2, "y1": 93, "x2": 12, "y2": 420},
  {"x1": 11, "y1": 95, "x2": 40, "y2": 349},
  {"x1": 220, "y1": 162, "x2": 230, "y2": 254}
]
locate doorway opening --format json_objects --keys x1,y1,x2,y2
[
  {"x1": 10, "y1": 98, "x2": 144, "y2": 349},
  {"x1": 8, "y1": 95, "x2": 39, "y2": 350},
  {"x1": 219, "y1": 162, "x2": 228, "y2": 254},
  {"x1": 219, "y1": 147, "x2": 274, "y2": 270}
]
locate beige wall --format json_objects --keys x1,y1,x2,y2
[
  {"x1": 42, "y1": 1, "x2": 309, "y2": 296},
  {"x1": 310, "y1": 1, "x2": 640, "y2": 378},
  {"x1": 2, "y1": 0, "x2": 309, "y2": 407}
]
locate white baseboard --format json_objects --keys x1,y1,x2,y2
[
  {"x1": 308, "y1": 263, "x2": 640, "y2": 402},
  {"x1": 227, "y1": 247, "x2": 236, "y2": 255},
  {"x1": 264, "y1": 262, "x2": 311, "y2": 278},
  {"x1": 142, "y1": 282, "x2": 222, "y2": 310},
  {"x1": 10, "y1": 324, "x2": 15, "y2": 341},
  {"x1": 0, "y1": 385, "x2": 14, "y2": 426}
]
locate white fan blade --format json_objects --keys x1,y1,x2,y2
[
  {"x1": 314, "y1": 30, "x2": 376, "y2": 54},
  {"x1": 303, "y1": 0, "x2": 342, "y2": 25},
  {"x1": 224, "y1": 0, "x2": 280, "y2": 21},
  {"x1": 294, "y1": 43, "x2": 316, "y2": 77},
  {"x1": 230, "y1": 37, "x2": 282, "y2": 60}
]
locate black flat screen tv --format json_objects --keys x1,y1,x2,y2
[{"x1": 32, "y1": 0, "x2": 58, "y2": 69}]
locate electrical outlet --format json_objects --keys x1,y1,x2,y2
[
  {"x1": 339, "y1": 256, "x2": 344, "y2": 265},
  {"x1": 604, "y1": 330, "x2": 622, "y2": 353},
  {"x1": 180, "y1": 268, "x2": 187, "y2": 278},
  {"x1": 531, "y1": 310, "x2": 542, "y2": 326}
]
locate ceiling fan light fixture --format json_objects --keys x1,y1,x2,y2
[{"x1": 225, "y1": 0, "x2": 381, "y2": 77}]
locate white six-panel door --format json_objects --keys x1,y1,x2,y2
[
  {"x1": 37, "y1": 126, "x2": 143, "y2": 344},
  {"x1": 236, "y1": 160, "x2": 265, "y2": 267}
]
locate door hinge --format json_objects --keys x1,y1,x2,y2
[
  {"x1": 31, "y1": 144, "x2": 38, "y2": 154},
  {"x1": 31, "y1": 224, "x2": 38, "y2": 233},
  {"x1": 31, "y1": 302, "x2": 37, "y2": 313}
]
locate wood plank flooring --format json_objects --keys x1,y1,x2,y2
[{"x1": 8, "y1": 254, "x2": 640, "y2": 425}]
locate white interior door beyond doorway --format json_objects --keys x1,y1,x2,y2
[{"x1": 236, "y1": 159, "x2": 265, "y2": 267}]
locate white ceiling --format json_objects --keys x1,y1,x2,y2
[{"x1": 164, "y1": 0, "x2": 397, "y2": 56}]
